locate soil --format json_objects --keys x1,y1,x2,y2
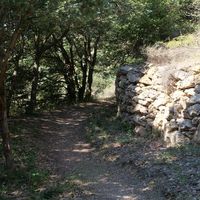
[{"x1": 30, "y1": 100, "x2": 164, "y2": 200}]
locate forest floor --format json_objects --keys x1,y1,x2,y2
[{"x1": 1, "y1": 99, "x2": 200, "y2": 199}]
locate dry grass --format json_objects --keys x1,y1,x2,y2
[{"x1": 146, "y1": 30, "x2": 200, "y2": 69}]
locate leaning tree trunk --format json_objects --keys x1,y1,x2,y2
[
  {"x1": 0, "y1": 81, "x2": 12, "y2": 168},
  {"x1": 0, "y1": 13, "x2": 24, "y2": 168}
]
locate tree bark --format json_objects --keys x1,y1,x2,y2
[
  {"x1": 85, "y1": 65, "x2": 94, "y2": 100},
  {"x1": 7, "y1": 72, "x2": 17, "y2": 117},
  {"x1": 0, "y1": 23, "x2": 22, "y2": 168},
  {"x1": 63, "y1": 71, "x2": 76, "y2": 103},
  {"x1": 60, "y1": 43, "x2": 77, "y2": 103},
  {"x1": 7, "y1": 54, "x2": 21, "y2": 116},
  {"x1": 0, "y1": 82, "x2": 12, "y2": 168},
  {"x1": 85, "y1": 36, "x2": 100, "y2": 100},
  {"x1": 78, "y1": 61, "x2": 87, "y2": 101},
  {"x1": 28, "y1": 60, "x2": 39, "y2": 114}
]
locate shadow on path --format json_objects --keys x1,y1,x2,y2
[{"x1": 15, "y1": 100, "x2": 164, "y2": 200}]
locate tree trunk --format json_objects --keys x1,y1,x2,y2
[
  {"x1": 0, "y1": 82, "x2": 12, "y2": 168},
  {"x1": 59, "y1": 43, "x2": 77, "y2": 103},
  {"x1": 7, "y1": 73, "x2": 17, "y2": 117},
  {"x1": 0, "y1": 12, "x2": 24, "y2": 169},
  {"x1": 78, "y1": 63, "x2": 87, "y2": 101},
  {"x1": 85, "y1": 65, "x2": 94, "y2": 101},
  {"x1": 7, "y1": 55, "x2": 20, "y2": 116},
  {"x1": 28, "y1": 60, "x2": 39, "y2": 114},
  {"x1": 84, "y1": 36, "x2": 100, "y2": 101},
  {"x1": 63, "y1": 72, "x2": 76, "y2": 103}
]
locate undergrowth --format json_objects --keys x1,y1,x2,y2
[
  {"x1": 86, "y1": 103, "x2": 135, "y2": 148},
  {"x1": 0, "y1": 120, "x2": 78, "y2": 200}
]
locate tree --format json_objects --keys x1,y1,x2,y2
[
  {"x1": 52, "y1": 0, "x2": 114, "y2": 101},
  {"x1": 0, "y1": 0, "x2": 60, "y2": 168},
  {"x1": 1, "y1": 0, "x2": 198, "y2": 169},
  {"x1": 0, "y1": 1, "x2": 32, "y2": 168}
]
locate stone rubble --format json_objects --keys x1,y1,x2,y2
[{"x1": 116, "y1": 64, "x2": 200, "y2": 146}]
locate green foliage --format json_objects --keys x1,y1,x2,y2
[
  {"x1": 86, "y1": 104, "x2": 135, "y2": 147},
  {"x1": 165, "y1": 33, "x2": 196, "y2": 48},
  {"x1": 2, "y1": 0, "x2": 198, "y2": 115},
  {"x1": 92, "y1": 71, "x2": 115, "y2": 97},
  {"x1": 0, "y1": 121, "x2": 49, "y2": 199},
  {"x1": 39, "y1": 181, "x2": 77, "y2": 200}
]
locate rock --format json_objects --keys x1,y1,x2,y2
[
  {"x1": 184, "y1": 88, "x2": 195, "y2": 96},
  {"x1": 171, "y1": 90, "x2": 185, "y2": 101},
  {"x1": 125, "y1": 91, "x2": 135, "y2": 98},
  {"x1": 146, "y1": 118, "x2": 154, "y2": 124},
  {"x1": 182, "y1": 131, "x2": 195, "y2": 139},
  {"x1": 164, "y1": 131, "x2": 179, "y2": 146},
  {"x1": 153, "y1": 111, "x2": 166, "y2": 128},
  {"x1": 118, "y1": 78, "x2": 127, "y2": 88},
  {"x1": 139, "y1": 74, "x2": 152, "y2": 85},
  {"x1": 177, "y1": 118, "x2": 193, "y2": 130},
  {"x1": 164, "y1": 106, "x2": 175, "y2": 121},
  {"x1": 138, "y1": 99, "x2": 151, "y2": 106},
  {"x1": 194, "y1": 85, "x2": 200, "y2": 94},
  {"x1": 190, "y1": 65, "x2": 200, "y2": 73},
  {"x1": 127, "y1": 84, "x2": 136, "y2": 92},
  {"x1": 174, "y1": 70, "x2": 189, "y2": 80},
  {"x1": 192, "y1": 117, "x2": 200, "y2": 126},
  {"x1": 153, "y1": 94, "x2": 170, "y2": 108},
  {"x1": 134, "y1": 126, "x2": 149, "y2": 136},
  {"x1": 164, "y1": 119, "x2": 178, "y2": 133},
  {"x1": 148, "y1": 89, "x2": 159, "y2": 99},
  {"x1": 189, "y1": 94, "x2": 200, "y2": 104},
  {"x1": 131, "y1": 115, "x2": 146, "y2": 126},
  {"x1": 154, "y1": 66, "x2": 170, "y2": 79},
  {"x1": 138, "y1": 90, "x2": 150, "y2": 100},
  {"x1": 179, "y1": 97, "x2": 189, "y2": 109},
  {"x1": 173, "y1": 103, "x2": 183, "y2": 115},
  {"x1": 188, "y1": 104, "x2": 200, "y2": 117},
  {"x1": 132, "y1": 96, "x2": 139, "y2": 102},
  {"x1": 153, "y1": 78, "x2": 165, "y2": 85},
  {"x1": 134, "y1": 104, "x2": 148, "y2": 114},
  {"x1": 118, "y1": 65, "x2": 135, "y2": 75},
  {"x1": 177, "y1": 76, "x2": 195, "y2": 89},
  {"x1": 164, "y1": 131, "x2": 187, "y2": 146},
  {"x1": 158, "y1": 106, "x2": 166, "y2": 111},
  {"x1": 193, "y1": 124, "x2": 200, "y2": 143},
  {"x1": 153, "y1": 85, "x2": 165, "y2": 91},
  {"x1": 116, "y1": 63, "x2": 200, "y2": 146},
  {"x1": 146, "y1": 66, "x2": 157, "y2": 77},
  {"x1": 135, "y1": 87, "x2": 142, "y2": 93},
  {"x1": 180, "y1": 110, "x2": 191, "y2": 119},
  {"x1": 195, "y1": 74, "x2": 200, "y2": 84},
  {"x1": 127, "y1": 71, "x2": 141, "y2": 83},
  {"x1": 127, "y1": 106, "x2": 134, "y2": 113}
]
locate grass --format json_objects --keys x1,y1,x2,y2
[
  {"x1": 0, "y1": 121, "x2": 49, "y2": 199},
  {"x1": 86, "y1": 103, "x2": 135, "y2": 148},
  {"x1": 156, "y1": 144, "x2": 200, "y2": 196},
  {"x1": 146, "y1": 30, "x2": 200, "y2": 68},
  {"x1": 92, "y1": 73, "x2": 115, "y2": 99},
  {"x1": 36, "y1": 181, "x2": 78, "y2": 200},
  {"x1": 166, "y1": 34, "x2": 196, "y2": 48}
]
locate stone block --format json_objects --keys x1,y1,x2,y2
[{"x1": 188, "y1": 104, "x2": 200, "y2": 117}]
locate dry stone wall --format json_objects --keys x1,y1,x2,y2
[{"x1": 116, "y1": 64, "x2": 200, "y2": 146}]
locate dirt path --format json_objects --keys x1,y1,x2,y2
[{"x1": 35, "y1": 101, "x2": 164, "y2": 200}]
